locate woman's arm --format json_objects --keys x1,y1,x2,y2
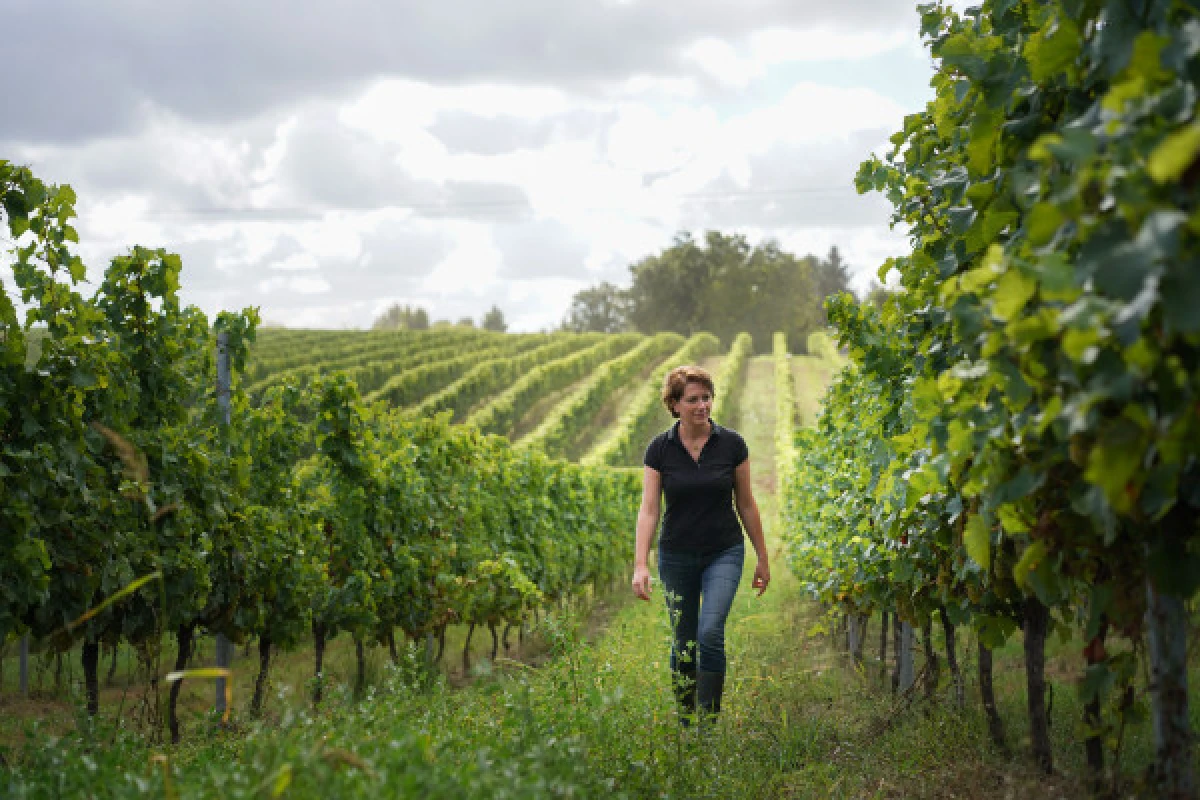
[
  {"x1": 734, "y1": 459, "x2": 770, "y2": 596},
  {"x1": 631, "y1": 466, "x2": 661, "y2": 601}
]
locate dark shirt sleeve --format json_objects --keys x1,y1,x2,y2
[
  {"x1": 643, "y1": 434, "x2": 665, "y2": 470},
  {"x1": 733, "y1": 432, "x2": 749, "y2": 466}
]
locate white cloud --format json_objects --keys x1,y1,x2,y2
[
  {"x1": 4, "y1": 1, "x2": 942, "y2": 330},
  {"x1": 506, "y1": 276, "x2": 586, "y2": 331},
  {"x1": 270, "y1": 252, "x2": 320, "y2": 272},
  {"x1": 727, "y1": 83, "x2": 908, "y2": 153},
  {"x1": 422, "y1": 225, "x2": 503, "y2": 295},
  {"x1": 683, "y1": 38, "x2": 765, "y2": 88},
  {"x1": 258, "y1": 275, "x2": 332, "y2": 295},
  {"x1": 683, "y1": 27, "x2": 914, "y2": 89},
  {"x1": 615, "y1": 74, "x2": 700, "y2": 100},
  {"x1": 605, "y1": 104, "x2": 717, "y2": 175}
]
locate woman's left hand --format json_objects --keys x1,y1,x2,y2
[{"x1": 752, "y1": 559, "x2": 770, "y2": 596}]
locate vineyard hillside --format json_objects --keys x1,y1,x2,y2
[{"x1": 243, "y1": 327, "x2": 741, "y2": 462}]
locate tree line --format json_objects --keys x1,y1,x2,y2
[
  {"x1": 369, "y1": 233, "x2": 891, "y2": 349},
  {"x1": 373, "y1": 303, "x2": 508, "y2": 333},
  {"x1": 562, "y1": 231, "x2": 859, "y2": 353}
]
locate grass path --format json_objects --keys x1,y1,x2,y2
[{"x1": 538, "y1": 350, "x2": 1099, "y2": 798}]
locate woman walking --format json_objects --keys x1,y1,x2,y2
[{"x1": 631, "y1": 365, "x2": 769, "y2": 725}]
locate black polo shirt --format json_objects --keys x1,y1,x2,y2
[{"x1": 643, "y1": 420, "x2": 749, "y2": 554}]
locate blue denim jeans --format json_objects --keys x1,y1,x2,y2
[{"x1": 657, "y1": 541, "x2": 744, "y2": 674}]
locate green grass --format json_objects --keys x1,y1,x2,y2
[
  {"x1": 791, "y1": 353, "x2": 841, "y2": 430},
  {"x1": 7, "y1": 521, "x2": 1154, "y2": 797}
]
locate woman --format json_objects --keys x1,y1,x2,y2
[{"x1": 631, "y1": 365, "x2": 769, "y2": 725}]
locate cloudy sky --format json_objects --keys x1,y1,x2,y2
[{"x1": 3, "y1": 0, "x2": 970, "y2": 331}]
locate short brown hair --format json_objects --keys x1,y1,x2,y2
[{"x1": 661, "y1": 366, "x2": 715, "y2": 418}]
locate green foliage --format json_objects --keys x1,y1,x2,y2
[
  {"x1": 773, "y1": 333, "x2": 797, "y2": 496},
  {"x1": 785, "y1": 0, "x2": 1200, "y2": 785},
  {"x1": 371, "y1": 303, "x2": 429, "y2": 331},
  {"x1": 624, "y1": 231, "x2": 823, "y2": 352},
  {"x1": 582, "y1": 332, "x2": 721, "y2": 467},
  {"x1": 521, "y1": 332, "x2": 684, "y2": 459},
  {"x1": 814, "y1": 246, "x2": 854, "y2": 324},
  {"x1": 466, "y1": 334, "x2": 640, "y2": 437},
  {"x1": 804, "y1": 331, "x2": 842, "y2": 365},
  {"x1": 480, "y1": 304, "x2": 507, "y2": 333},
  {"x1": 1, "y1": 161, "x2": 645, "y2": 741},
  {"x1": 709, "y1": 331, "x2": 753, "y2": 427},
  {"x1": 561, "y1": 280, "x2": 631, "y2": 333},
  {"x1": 0, "y1": 161, "x2": 98, "y2": 645},
  {"x1": 362, "y1": 334, "x2": 548, "y2": 408},
  {"x1": 405, "y1": 334, "x2": 601, "y2": 422},
  {"x1": 247, "y1": 328, "x2": 490, "y2": 397}
]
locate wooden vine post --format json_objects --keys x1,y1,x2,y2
[
  {"x1": 1145, "y1": 569, "x2": 1193, "y2": 797},
  {"x1": 214, "y1": 331, "x2": 233, "y2": 718}
]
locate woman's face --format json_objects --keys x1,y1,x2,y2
[{"x1": 673, "y1": 381, "x2": 712, "y2": 424}]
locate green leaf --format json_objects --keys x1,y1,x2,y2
[
  {"x1": 1084, "y1": 419, "x2": 1144, "y2": 513},
  {"x1": 967, "y1": 109, "x2": 1002, "y2": 176},
  {"x1": 1007, "y1": 308, "x2": 1061, "y2": 346},
  {"x1": 1034, "y1": 252, "x2": 1077, "y2": 301},
  {"x1": 965, "y1": 181, "x2": 995, "y2": 208},
  {"x1": 982, "y1": 210, "x2": 1018, "y2": 244},
  {"x1": 1161, "y1": 264, "x2": 1200, "y2": 334},
  {"x1": 1046, "y1": 127, "x2": 1098, "y2": 163},
  {"x1": 1079, "y1": 663, "x2": 1115, "y2": 704},
  {"x1": 1023, "y1": 16, "x2": 1081, "y2": 81},
  {"x1": 270, "y1": 765, "x2": 293, "y2": 797},
  {"x1": 992, "y1": 268, "x2": 1037, "y2": 321},
  {"x1": 66, "y1": 571, "x2": 161, "y2": 631},
  {"x1": 70, "y1": 366, "x2": 98, "y2": 389},
  {"x1": 964, "y1": 515, "x2": 991, "y2": 571},
  {"x1": 1148, "y1": 122, "x2": 1200, "y2": 184},
  {"x1": 975, "y1": 614, "x2": 1019, "y2": 648},
  {"x1": 1126, "y1": 31, "x2": 1172, "y2": 83},
  {"x1": 1062, "y1": 326, "x2": 1101, "y2": 363},
  {"x1": 1027, "y1": 202, "x2": 1065, "y2": 247},
  {"x1": 948, "y1": 207, "x2": 977, "y2": 234},
  {"x1": 1030, "y1": 133, "x2": 1062, "y2": 163},
  {"x1": 1092, "y1": 245, "x2": 1149, "y2": 301},
  {"x1": 1013, "y1": 541, "x2": 1047, "y2": 591},
  {"x1": 997, "y1": 501, "x2": 1032, "y2": 534},
  {"x1": 939, "y1": 32, "x2": 993, "y2": 81},
  {"x1": 57, "y1": 184, "x2": 78, "y2": 207}
]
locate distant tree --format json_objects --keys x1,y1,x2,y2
[
  {"x1": 562, "y1": 282, "x2": 630, "y2": 333},
  {"x1": 456, "y1": 316, "x2": 476, "y2": 328},
  {"x1": 814, "y1": 246, "x2": 853, "y2": 323},
  {"x1": 863, "y1": 279, "x2": 892, "y2": 309},
  {"x1": 372, "y1": 303, "x2": 430, "y2": 330},
  {"x1": 624, "y1": 231, "x2": 821, "y2": 353},
  {"x1": 481, "y1": 305, "x2": 507, "y2": 332}
]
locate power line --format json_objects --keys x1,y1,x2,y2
[{"x1": 135, "y1": 184, "x2": 859, "y2": 220}]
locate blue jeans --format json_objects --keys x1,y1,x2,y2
[{"x1": 657, "y1": 541, "x2": 744, "y2": 674}]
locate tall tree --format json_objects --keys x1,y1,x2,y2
[
  {"x1": 561, "y1": 282, "x2": 630, "y2": 333},
  {"x1": 815, "y1": 246, "x2": 853, "y2": 322},
  {"x1": 372, "y1": 304, "x2": 429, "y2": 330},
  {"x1": 863, "y1": 280, "x2": 891, "y2": 309},
  {"x1": 481, "y1": 305, "x2": 507, "y2": 332},
  {"x1": 625, "y1": 231, "x2": 821, "y2": 353}
]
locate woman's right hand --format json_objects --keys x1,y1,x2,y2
[{"x1": 631, "y1": 564, "x2": 652, "y2": 601}]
